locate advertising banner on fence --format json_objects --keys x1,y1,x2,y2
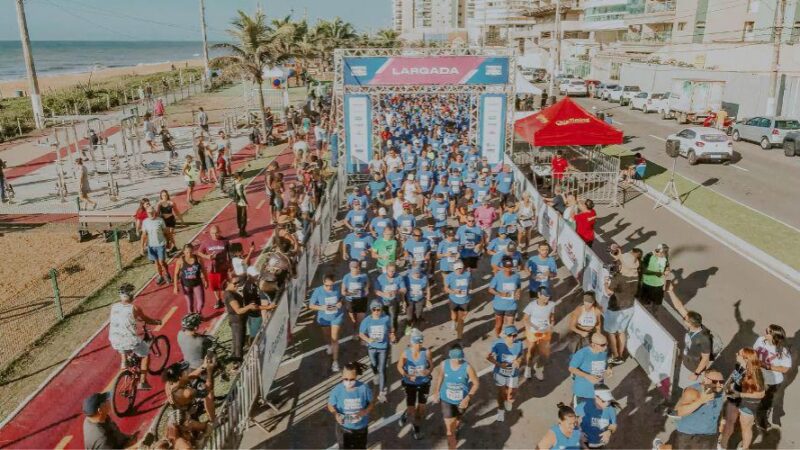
[
  {"x1": 344, "y1": 94, "x2": 372, "y2": 173},
  {"x1": 582, "y1": 251, "x2": 611, "y2": 309},
  {"x1": 260, "y1": 296, "x2": 289, "y2": 395},
  {"x1": 344, "y1": 56, "x2": 510, "y2": 86},
  {"x1": 538, "y1": 205, "x2": 560, "y2": 249},
  {"x1": 557, "y1": 218, "x2": 586, "y2": 278},
  {"x1": 627, "y1": 301, "x2": 678, "y2": 399},
  {"x1": 480, "y1": 94, "x2": 507, "y2": 166},
  {"x1": 292, "y1": 251, "x2": 308, "y2": 326}
]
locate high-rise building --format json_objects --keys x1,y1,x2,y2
[
  {"x1": 467, "y1": 0, "x2": 538, "y2": 45},
  {"x1": 393, "y1": 0, "x2": 416, "y2": 34},
  {"x1": 394, "y1": 0, "x2": 469, "y2": 43}
]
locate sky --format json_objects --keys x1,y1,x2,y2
[{"x1": 0, "y1": 0, "x2": 392, "y2": 41}]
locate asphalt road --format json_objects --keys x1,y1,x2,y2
[{"x1": 570, "y1": 95, "x2": 800, "y2": 230}]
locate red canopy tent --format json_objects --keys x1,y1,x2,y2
[{"x1": 514, "y1": 97, "x2": 624, "y2": 147}]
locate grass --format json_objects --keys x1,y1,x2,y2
[{"x1": 605, "y1": 144, "x2": 800, "y2": 270}]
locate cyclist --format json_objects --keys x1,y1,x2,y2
[
  {"x1": 488, "y1": 325, "x2": 525, "y2": 422},
  {"x1": 161, "y1": 361, "x2": 212, "y2": 445},
  {"x1": 176, "y1": 313, "x2": 213, "y2": 372},
  {"x1": 109, "y1": 284, "x2": 162, "y2": 390},
  {"x1": 396, "y1": 329, "x2": 431, "y2": 440},
  {"x1": 431, "y1": 344, "x2": 480, "y2": 450}
]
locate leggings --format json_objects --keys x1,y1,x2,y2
[
  {"x1": 368, "y1": 348, "x2": 389, "y2": 392},
  {"x1": 182, "y1": 284, "x2": 205, "y2": 314},
  {"x1": 229, "y1": 319, "x2": 246, "y2": 360},
  {"x1": 384, "y1": 299, "x2": 400, "y2": 335},
  {"x1": 236, "y1": 205, "x2": 248, "y2": 234}
]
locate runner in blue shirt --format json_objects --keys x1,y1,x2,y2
[
  {"x1": 537, "y1": 403, "x2": 581, "y2": 450},
  {"x1": 490, "y1": 241, "x2": 523, "y2": 273},
  {"x1": 369, "y1": 208, "x2": 395, "y2": 239},
  {"x1": 576, "y1": 385, "x2": 619, "y2": 448},
  {"x1": 465, "y1": 146, "x2": 481, "y2": 164},
  {"x1": 359, "y1": 299, "x2": 394, "y2": 401},
  {"x1": 495, "y1": 165, "x2": 515, "y2": 207},
  {"x1": 396, "y1": 330, "x2": 431, "y2": 440},
  {"x1": 428, "y1": 193, "x2": 450, "y2": 230},
  {"x1": 405, "y1": 267, "x2": 430, "y2": 332},
  {"x1": 341, "y1": 260, "x2": 371, "y2": 329},
  {"x1": 448, "y1": 154, "x2": 466, "y2": 174},
  {"x1": 456, "y1": 216, "x2": 483, "y2": 269},
  {"x1": 500, "y1": 201, "x2": 520, "y2": 241},
  {"x1": 526, "y1": 242, "x2": 558, "y2": 300},
  {"x1": 487, "y1": 226, "x2": 512, "y2": 257},
  {"x1": 387, "y1": 165, "x2": 405, "y2": 194},
  {"x1": 487, "y1": 325, "x2": 525, "y2": 422},
  {"x1": 342, "y1": 228, "x2": 374, "y2": 264},
  {"x1": 344, "y1": 199, "x2": 369, "y2": 231},
  {"x1": 309, "y1": 274, "x2": 344, "y2": 372},
  {"x1": 433, "y1": 174, "x2": 451, "y2": 201},
  {"x1": 568, "y1": 333, "x2": 610, "y2": 406},
  {"x1": 346, "y1": 188, "x2": 370, "y2": 211},
  {"x1": 402, "y1": 145, "x2": 417, "y2": 172},
  {"x1": 431, "y1": 344, "x2": 480, "y2": 450},
  {"x1": 417, "y1": 161, "x2": 435, "y2": 197},
  {"x1": 488, "y1": 258, "x2": 522, "y2": 337},
  {"x1": 396, "y1": 204, "x2": 417, "y2": 242},
  {"x1": 444, "y1": 260, "x2": 471, "y2": 340},
  {"x1": 422, "y1": 224, "x2": 443, "y2": 277},
  {"x1": 447, "y1": 170, "x2": 464, "y2": 203},
  {"x1": 375, "y1": 263, "x2": 407, "y2": 341},
  {"x1": 328, "y1": 361, "x2": 374, "y2": 449},
  {"x1": 471, "y1": 176, "x2": 492, "y2": 204},
  {"x1": 404, "y1": 228, "x2": 432, "y2": 274},
  {"x1": 367, "y1": 171, "x2": 389, "y2": 204},
  {"x1": 437, "y1": 228, "x2": 460, "y2": 282}
]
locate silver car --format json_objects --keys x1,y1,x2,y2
[{"x1": 731, "y1": 116, "x2": 800, "y2": 150}]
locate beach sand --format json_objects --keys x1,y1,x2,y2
[{"x1": 0, "y1": 58, "x2": 204, "y2": 99}]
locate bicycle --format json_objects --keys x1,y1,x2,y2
[{"x1": 112, "y1": 325, "x2": 171, "y2": 417}]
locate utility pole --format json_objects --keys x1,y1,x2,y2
[
  {"x1": 547, "y1": 0, "x2": 562, "y2": 104},
  {"x1": 767, "y1": 0, "x2": 787, "y2": 115},
  {"x1": 15, "y1": 0, "x2": 44, "y2": 129},
  {"x1": 199, "y1": 0, "x2": 211, "y2": 84}
]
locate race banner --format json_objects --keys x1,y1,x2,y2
[
  {"x1": 627, "y1": 301, "x2": 678, "y2": 399},
  {"x1": 260, "y1": 295, "x2": 289, "y2": 395},
  {"x1": 344, "y1": 94, "x2": 372, "y2": 173},
  {"x1": 582, "y1": 251, "x2": 611, "y2": 309},
  {"x1": 480, "y1": 94, "x2": 507, "y2": 166},
  {"x1": 292, "y1": 251, "x2": 308, "y2": 326},
  {"x1": 556, "y1": 217, "x2": 586, "y2": 278},
  {"x1": 538, "y1": 205, "x2": 560, "y2": 249},
  {"x1": 344, "y1": 56, "x2": 510, "y2": 86}
]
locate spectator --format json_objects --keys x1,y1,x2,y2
[
  {"x1": 754, "y1": 324, "x2": 792, "y2": 430},
  {"x1": 224, "y1": 275, "x2": 266, "y2": 363},
  {"x1": 640, "y1": 244, "x2": 670, "y2": 313},
  {"x1": 82, "y1": 392, "x2": 137, "y2": 449},
  {"x1": 550, "y1": 150, "x2": 569, "y2": 185},
  {"x1": 603, "y1": 251, "x2": 640, "y2": 365},
  {"x1": 574, "y1": 199, "x2": 597, "y2": 247},
  {"x1": 719, "y1": 347, "x2": 766, "y2": 450},
  {"x1": 667, "y1": 283, "x2": 713, "y2": 390},
  {"x1": 669, "y1": 370, "x2": 725, "y2": 449},
  {"x1": 232, "y1": 171, "x2": 249, "y2": 237}
]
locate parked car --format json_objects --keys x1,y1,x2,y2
[
  {"x1": 782, "y1": 131, "x2": 800, "y2": 156},
  {"x1": 607, "y1": 85, "x2": 627, "y2": 103},
  {"x1": 731, "y1": 116, "x2": 800, "y2": 150},
  {"x1": 665, "y1": 127, "x2": 733, "y2": 165},
  {"x1": 598, "y1": 84, "x2": 619, "y2": 100},
  {"x1": 558, "y1": 77, "x2": 577, "y2": 95},
  {"x1": 566, "y1": 79, "x2": 588, "y2": 96},
  {"x1": 618, "y1": 86, "x2": 642, "y2": 106},
  {"x1": 630, "y1": 92, "x2": 664, "y2": 113}
]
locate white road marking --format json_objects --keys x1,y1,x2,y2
[
  {"x1": 648, "y1": 135, "x2": 667, "y2": 142},
  {"x1": 730, "y1": 164, "x2": 749, "y2": 172},
  {"x1": 611, "y1": 119, "x2": 624, "y2": 125}
]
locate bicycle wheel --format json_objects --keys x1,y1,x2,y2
[
  {"x1": 112, "y1": 370, "x2": 138, "y2": 417},
  {"x1": 148, "y1": 335, "x2": 171, "y2": 375}
]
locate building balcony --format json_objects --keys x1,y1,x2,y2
[
  {"x1": 522, "y1": 1, "x2": 576, "y2": 17},
  {"x1": 621, "y1": 30, "x2": 673, "y2": 42},
  {"x1": 625, "y1": 1, "x2": 676, "y2": 25}
]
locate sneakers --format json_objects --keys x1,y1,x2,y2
[
  {"x1": 665, "y1": 409, "x2": 680, "y2": 420},
  {"x1": 412, "y1": 425, "x2": 422, "y2": 440},
  {"x1": 652, "y1": 437, "x2": 664, "y2": 450},
  {"x1": 331, "y1": 361, "x2": 340, "y2": 372},
  {"x1": 155, "y1": 276, "x2": 165, "y2": 286},
  {"x1": 326, "y1": 345, "x2": 332, "y2": 355},
  {"x1": 405, "y1": 325, "x2": 412, "y2": 337},
  {"x1": 450, "y1": 321, "x2": 456, "y2": 331},
  {"x1": 378, "y1": 389, "x2": 388, "y2": 403},
  {"x1": 164, "y1": 275, "x2": 173, "y2": 285},
  {"x1": 138, "y1": 381, "x2": 153, "y2": 391},
  {"x1": 214, "y1": 300, "x2": 224, "y2": 309},
  {"x1": 534, "y1": 367, "x2": 545, "y2": 381},
  {"x1": 495, "y1": 409, "x2": 505, "y2": 422},
  {"x1": 524, "y1": 366, "x2": 532, "y2": 379},
  {"x1": 609, "y1": 356, "x2": 625, "y2": 366},
  {"x1": 398, "y1": 412, "x2": 408, "y2": 428},
  {"x1": 504, "y1": 400, "x2": 512, "y2": 412}
]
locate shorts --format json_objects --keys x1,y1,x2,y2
[
  {"x1": 317, "y1": 314, "x2": 344, "y2": 327},
  {"x1": 604, "y1": 308, "x2": 634, "y2": 334},
  {"x1": 493, "y1": 372, "x2": 520, "y2": 388},
  {"x1": 406, "y1": 300, "x2": 425, "y2": 321},
  {"x1": 462, "y1": 256, "x2": 479, "y2": 269},
  {"x1": 345, "y1": 297, "x2": 368, "y2": 314},
  {"x1": 526, "y1": 330, "x2": 552, "y2": 343},
  {"x1": 640, "y1": 283, "x2": 665, "y2": 306},
  {"x1": 120, "y1": 339, "x2": 150, "y2": 358},
  {"x1": 403, "y1": 382, "x2": 430, "y2": 407},
  {"x1": 208, "y1": 272, "x2": 226, "y2": 291},
  {"x1": 187, "y1": 180, "x2": 196, "y2": 188},
  {"x1": 335, "y1": 424, "x2": 368, "y2": 450},
  {"x1": 669, "y1": 431, "x2": 718, "y2": 450},
  {"x1": 287, "y1": 129, "x2": 296, "y2": 138},
  {"x1": 200, "y1": 124, "x2": 209, "y2": 132},
  {"x1": 147, "y1": 245, "x2": 167, "y2": 262},
  {"x1": 441, "y1": 401, "x2": 465, "y2": 419},
  {"x1": 494, "y1": 308, "x2": 516, "y2": 317},
  {"x1": 449, "y1": 301, "x2": 469, "y2": 312}
]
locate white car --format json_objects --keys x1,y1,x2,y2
[
  {"x1": 618, "y1": 85, "x2": 642, "y2": 105},
  {"x1": 565, "y1": 80, "x2": 588, "y2": 97},
  {"x1": 558, "y1": 77, "x2": 576, "y2": 95},
  {"x1": 597, "y1": 84, "x2": 619, "y2": 100},
  {"x1": 630, "y1": 92, "x2": 664, "y2": 113},
  {"x1": 606, "y1": 85, "x2": 624, "y2": 102},
  {"x1": 665, "y1": 127, "x2": 733, "y2": 165}
]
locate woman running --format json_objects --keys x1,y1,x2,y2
[
  {"x1": 568, "y1": 291, "x2": 604, "y2": 353},
  {"x1": 487, "y1": 325, "x2": 525, "y2": 422},
  {"x1": 359, "y1": 300, "x2": 394, "y2": 403},
  {"x1": 157, "y1": 190, "x2": 182, "y2": 253},
  {"x1": 523, "y1": 286, "x2": 556, "y2": 381},
  {"x1": 327, "y1": 361, "x2": 374, "y2": 450},
  {"x1": 444, "y1": 260, "x2": 471, "y2": 340},
  {"x1": 719, "y1": 348, "x2": 766, "y2": 449},
  {"x1": 309, "y1": 274, "x2": 344, "y2": 373},
  {"x1": 536, "y1": 403, "x2": 581, "y2": 450},
  {"x1": 172, "y1": 244, "x2": 207, "y2": 314},
  {"x1": 432, "y1": 344, "x2": 480, "y2": 450},
  {"x1": 396, "y1": 329, "x2": 431, "y2": 440}
]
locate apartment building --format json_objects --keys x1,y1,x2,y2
[
  {"x1": 466, "y1": 0, "x2": 539, "y2": 44},
  {"x1": 393, "y1": 0, "x2": 469, "y2": 42}
]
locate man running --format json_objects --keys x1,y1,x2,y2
[{"x1": 431, "y1": 344, "x2": 480, "y2": 450}]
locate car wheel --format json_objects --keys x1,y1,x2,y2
[
  {"x1": 688, "y1": 150, "x2": 699, "y2": 165},
  {"x1": 784, "y1": 141, "x2": 796, "y2": 157},
  {"x1": 760, "y1": 137, "x2": 771, "y2": 150},
  {"x1": 660, "y1": 110, "x2": 667, "y2": 119},
  {"x1": 732, "y1": 130, "x2": 740, "y2": 142}
]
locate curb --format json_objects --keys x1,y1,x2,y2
[{"x1": 638, "y1": 182, "x2": 800, "y2": 292}]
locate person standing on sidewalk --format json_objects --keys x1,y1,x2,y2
[
  {"x1": 224, "y1": 275, "x2": 268, "y2": 363},
  {"x1": 640, "y1": 244, "x2": 670, "y2": 313},
  {"x1": 140, "y1": 206, "x2": 170, "y2": 285},
  {"x1": 232, "y1": 171, "x2": 249, "y2": 237},
  {"x1": 198, "y1": 225, "x2": 230, "y2": 309},
  {"x1": 668, "y1": 370, "x2": 725, "y2": 449},
  {"x1": 753, "y1": 324, "x2": 792, "y2": 430},
  {"x1": 77, "y1": 158, "x2": 97, "y2": 210},
  {"x1": 666, "y1": 284, "x2": 712, "y2": 390},
  {"x1": 82, "y1": 392, "x2": 137, "y2": 449},
  {"x1": 197, "y1": 107, "x2": 209, "y2": 137},
  {"x1": 0, "y1": 157, "x2": 8, "y2": 204}
]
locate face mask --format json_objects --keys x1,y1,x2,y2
[{"x1": 343, "y1": 379, "x2": 356, "y2": 389}]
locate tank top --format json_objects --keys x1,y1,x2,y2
[
  {"x1": 180, "y1": 257, "x2": 202, "y2": 287},
  {"x1": 527, "y1": 302, "x2": 556, "y2": 332},
  {"x1": 403, "y1": 348, "x2": 431, "y2": 386},
  {"x1": 109, "y1": 303, "x2": 139, "y2": 352},
  {"x1": 159, "y1": 202, "x2": 174, "y2": 216},
  {"x1": 440, "y1": 360, "x2": 470, "y2": 405},
  {"x1": 551, "y1": 424, "x2": 581, "y2": 449},
  {"x1": 676, "y1": 384, "x2": 724, "y2": 435},
  {"x1": 577, "y1": 307, "x2": 598, "y2": 330}
]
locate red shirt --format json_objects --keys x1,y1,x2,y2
[
  {"x1": 574, "y1": 210, "x2": 597, "y2": 243},
  {"x1": 551, "y1": 156, "x2": 568, "y2": 180},
  {"x1": 204, "y1": 238, "x2": 230, "y2": 274},
  {"x1": 134, "y1": 209, "x2": 148, "y2": 224}
]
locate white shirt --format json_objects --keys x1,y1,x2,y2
[
  {"x1": 109, "y1": 303, "x2": 139, "y2": 352},
  {"x1": 523, "y1": 301, "x2": 555, "y2": 332},
  {"x1": 754, "y1": 336, "x2": 792, "y2": 385},
  {"x1": 293, "y1": 140, "x2": 309, "y2": 154},
  {"x1": 385, "y1": 155, "x2": 403, "y2": 172},
  {"x1": 141, "y1": 217, "x2": 167, "y2": 247}
]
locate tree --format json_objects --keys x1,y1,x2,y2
[
  {"x1": 212, "y1": 9, "x2": 292, "y2": 139},
  {"x1": 373, "y1": 29, "x2": 401, "y2": 48}
]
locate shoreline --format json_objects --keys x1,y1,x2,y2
[{"x1": 0, "y1": 58, "x2": 204, "y2": 99}]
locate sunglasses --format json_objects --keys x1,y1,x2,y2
[
  {"x1": 707, "y1": 379, "x2": 724, "y2": 384},
  {"x1": 591, "y1": 342, "x2": 608, "y2": 347},
  {"x1": 371, "y1": 307, "x2": 382, "y2": 311},
  {"x1": 342, "y1": 377, "x2": 357, "y2": 382}
]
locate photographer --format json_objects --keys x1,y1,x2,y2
[{"x1": 603, "y1": 250, "x2": 641, "y2": 365}]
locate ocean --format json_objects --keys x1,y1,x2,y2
[{"x1": 0, "y1": 41, "x2": 226, "y2": 81}]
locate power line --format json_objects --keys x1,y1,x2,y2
[
  {"x1": 40, "y1": 0, "x2": 141, "y2": 40},
  {"x1": 65, "y1": 0, "x2": 228, "y2": 34}
]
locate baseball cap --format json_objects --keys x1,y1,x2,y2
[
  {"x1": 453, "y1": 260, "x2": 464, "y2": 270},
  {"x1": 410, "y1": 329, "x2": 424, "y2": 344},
  {"x1": 378, "y1": 207, "x2": 387, "y2": 215},
  {"x1": 502, "y1": 257, "x2": 514, "y2": 268},
  {"x1": 656, "y1": 243, "x2": 669, "y2": 252},
  {"x1": 537, "y1": 286, "x2": 552, "y2": 297},
  {"x1": 369, "y1": 299, "x2": 383, "y2": 310},
  {"x1": 83, "y1": 392, "x2": 110, "y2": 415},
  {"x1": 595, "y1": 386, "x2": 615, "y2": 402},
  {"x1": 503, "y1": 325, "x2": 519, "y2": 336}
]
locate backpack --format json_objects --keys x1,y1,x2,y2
[{"x1": 702, "y1": 325, "x2": 724, "y2": 362}]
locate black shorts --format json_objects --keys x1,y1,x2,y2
[
  {"x1": 403, "y1": 382, "x2": 430, "y2": 407},
  {"x1": 346, "y1": 298, "x2": 368, "y2": 314},
  {"x1": 640, "y1": 283, "x2": 665, "y2": 306},
  {"x1": 449, "y1": 301, "x2": 468, "y2": 312},
  {"x1": 406, "y1": 300, "x2": 425, "y2": 321},
  {"x1": 201, "y1": 124, "x2": 210, "y2": 132},
  {"x1": 462, "y1": 256, "x2": 479, "y2": 269},
  {"x1": 336, "y1": 425, "x2": 368, "y2": 450},
  {"x1": 441, "y1": 401, "x2": 464, "y2": 419},
  {"x1": 668, "y1": 431, "x2": 717, "y2": 450},
  {"x1": 494, "y1": 308, "x2": 516, "y2": 317}
]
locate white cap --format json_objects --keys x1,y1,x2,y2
[
  {"x1": 247, "y1": 266, "x2": 260, "y2": 277},
  {"x1": 453, "y1": 260, "x2": 464, "y2": 269},
  {"x1": 595, "y1": 389, "x2": 615, "y2": 402},
  {"x1": 378, "y1": 207, "x2": 387, "y2": 215},
  {"x1": 232, "y1": 258, "x2": 246, "y2": 276}
]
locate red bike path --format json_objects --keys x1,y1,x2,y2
[{"x1": 0, "y1": 142, "x2": 295, "y2": 449}]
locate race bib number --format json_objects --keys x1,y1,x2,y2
[
  {"x1": 347, "y1": 282, "x2": 362, "y2": 297},
  {"x1": 410, "y1": 284, "x2": 423, "y2": 296},
  {"x1": 446, "y1": 385, "x2": 464, "y2": 402},
  {"x1": 369, "y1": 325, "x2": 385, "y2": 341},
  {"x1": 413, "y1": 247, "x2": 425, "y2": 261},
  {"x1": 499, "y1": 366, "x2": 514, "y2": 377},
  {"x1": 590, "y1": 360, "x2": 606, "y2": 376},
  {"x1": 325, "y1": 295, "x2": 339, "y2": 313},
  {"x1": 502, "y1": 283, "x2": 516, "y2": 297},
  {"x1": 354, "y1": 241, "x2": 365, "y2": 249},
  {"x1": 435, "y1": 207, "x2": 446, "y2": 219},
  {"x1": 497, "y1": 244, "x2": 508, "y2": 253},
  {"x1": 342, "y1": 398, "x2": 361, "y2": 423},
  {"x1": 506, "y1": 225, "x2": 517, "y2": 233},
  {"x1": 521, "y1": 219, "x2": 533, "y2": 228}
]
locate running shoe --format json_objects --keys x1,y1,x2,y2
[
  {"x1": 665, "y1": 409, "x2": 680, "y2": 420},
  {"x1": 504, "y1": 400, "x2": 512, "y2": 412},
  {"x1": 398, "y1": 411, "x2": 408, "y2": 428},
  {"x1": 450, "y1": 321, "x2": 456, "y2": 331},
  {"x1": 405, "y1": 325, "x2": 412, "y2": 336},
  {"x1": 378, "y1": 389, "x2": 388, "y2": 403},
  {"x1": 495, "y1": 409, "x2": 505, "y2": 422},
  {"x1": 138, "y1": 381, "x2": 153, "y2": 391},
  {"x1": 535, "y1": 367, "x2": 545, "y2": 381},
  {"x1": 215, "y1": 300, "x2": 224, "y2": 309},
  {"x1": 326, "y1": 345, "x2": 332, "y2": 355},
  {"x1": 651, "y1": 437, "x2": 664, "y2": 450},
  {"x1": 412, "y1": 425, "x2": 422, "y2": 440},
  {"x1": 155, "y1": 276, "x2": 165, "y2": 285},
  {"x1": 609, "y1": 356, "x2": 625, "y2": 366},
  {"x1": 331, "y1": 361, "x2": 340, "y2": 372},
  {"x1": 524, "y1": 366, "x2": 532, "y2": 379}
]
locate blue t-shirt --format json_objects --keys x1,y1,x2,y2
[
  {"x1": 406, "y1": 275, "x2": 428, "y2": 302},
  {"x1": 347, "y1": 193, "x2": 369, "y2": 209},
  {"x1": 403, "y1": 347, "x2": 431, "y2": 385},
  {"x1": 367, "y1": 179, "x2": 387, "y2": 199},
  {"x1": 402, "y1": 150, "x2": 417, "y2": 171},
  {"x1": 396, "y1": 214, "x2": 416, "y2": 236},
  {"x1": 487, "y1": 237, "x2": 511, "y2": 254},
  {"x1": 433, "y1": 183, "x2": 450, "y2": 198},
  {"x1": 496, "y1": 172, "x2": 514, "y2": 194},
  {"x1": 446, "y1": 271, "x2": 471, "y2": 304},
  {"x1": 501, "y1": 212, "x2": 519, "y2": 234},
  {"x1": 342, "y1": 272, "x2": 369, "y2": 300},
  {"x1": 370, "y1": 216, "x2": 394, "y2": 237},
  {"x1": 448, "y1": 176, "x2": 464, "y2": 196},
  {"x1": 490, "y1": 271, "x2": 521, "y2": 311},
  {"x1": 437, "y1": 240, "x2": 461, "y2": 272},
  {"x1": 422, "y1": 228, "x2": 443, "y2": 249},
  {"x1": 471, "y1": 182, "x2": 491, "y2": 203},
  {"x1": 359, "y1": 314, "x2": 392, "y2": 349},
  {"x1": 576, "y1": 400, "x2": 617, "y2": 446},
  {"x1": 527, "y1": 255, "x2": 558, "y2": 292},
  {"x1": 328, "y1": 381, "x2": 372, "y2": 430},
  {"x1": 345, "y1": 209, "x2": 369, "y2": 229},
  {"x1": 404, "y1": 239, "x2": 431, "y2": 264},
  {"x1": 376, "y1": 273, "x2": 407, "y2": 304},
  {"x1": 449, "y1": 161, "x2": 466, "y2": 174},
  {"x1": 456, "y1": 225, "x2": 483, "y2": 258},
  {"x1": 417, "y1": 170, "x2": 435, "y2": 192},
  {"x1": 491, "y1": 338, "x2": 525, "y2": 378},
  {"x1": 343, "y1": 233, "x2": 374, "y2": 261},
  {"x1": 569, "y1": 347, "x2": 608, "y2": 399},
  {"x1": 387, "y1": 170, "x2": 405, "y2": 191},
  {"x1": 428, "y1": 199, "x2": 450, "y2": 227},
  {"x1": 310, "y1": 286, "x2": 343, "y2": 324}
]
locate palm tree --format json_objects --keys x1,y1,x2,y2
[
  {"x1": 314, "y1": 18, "x2": 358, "y2": 69},
  {"x1": 373, "y1": 29, "x2": 401, "y2": 48},
  {"x1": 212, "y1": 9, "x2": 292, "y2": 138}
]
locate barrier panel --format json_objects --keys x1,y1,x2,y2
[
  {"x1": 259, "y1": 298, "x2": 290, "y2": 397},
  {"x1": 627, "y1": 301, "x2": 679, "y2": 398},
  {"x1": 555, "y1": 216, "x2": 586, "y2": 278},
  {"x1": 537, "y1": 204, "x2": 560, "y2": 249},
  {"x1": 582, "y1": 252, "x2": 611, "y2": 310}
]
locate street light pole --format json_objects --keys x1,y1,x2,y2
[
  {"x1": 767, "y1": 0, "x2": 787, "y2": 115},
  {"x1": 547, "y1": 0, "x2": 561, "y2": 104},
  {"x1": 199, "y1": 0, "x2": 211, "y2": 84},
  {"x1": 15, "y1": 0, "x2": 44, "y2": 129}
]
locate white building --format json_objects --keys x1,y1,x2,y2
[
  {"x1": 393, "y1": 0, "x2": 469, "y2": 42},
  {"x1": 467, "y1": 0, "x2": 538, "y2": 45}
]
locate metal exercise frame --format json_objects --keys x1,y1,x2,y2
[{"x1": 332, "y1": 47, "x2": 517, "y2": 189}]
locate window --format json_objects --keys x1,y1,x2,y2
[
  {"x1": 693, "y1": 21, "x2": 706, "y2": 43},
  {"x1": 678, "y1": 22, "x2": 686, "y2": 31},
  {"x1": 678, "y1": 130, "x2": 696, "y2": 139},
  {"x1": 743, "y1": 21, "x2": 755, "y2": 41},
  {"x1": 758, "y1": 118, "x2": 772, "y2": 128},
  {"x1": 746, "y1": 117, "x2": 761, "y2": 126}
]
